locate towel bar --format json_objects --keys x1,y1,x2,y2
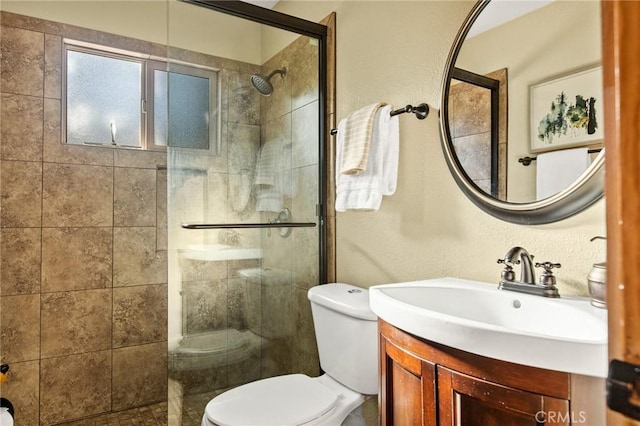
[
  {"x1": 330, "y1": 103, "x2": 429, "y2": 135},
  {"x1": 182, "y1": 222, "x2": 317, "y2": 229},
  {"x1": 519, "y1": 148, "x2": 603, "y2": 166}
]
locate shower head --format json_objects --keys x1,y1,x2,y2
[{"x1": 250, "y1": 67, "x2": 287, "y2": 96}]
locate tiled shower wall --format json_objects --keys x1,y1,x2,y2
[{"x1": 0, "y1": 12, "x2": 169, "y2": 425}]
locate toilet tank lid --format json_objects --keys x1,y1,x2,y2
[{"x1": 308, "y1": 283, "x2": 377, "y2": 321}]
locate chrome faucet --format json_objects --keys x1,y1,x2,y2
[
  {"x1": 497, "y1": 247, "x2": 561, "y2": 298},
  {"x1": 504, "y1": 246, "x2": 535, "y2": 284}
]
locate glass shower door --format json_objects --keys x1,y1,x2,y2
[{"x1": 164, "y1": 3, "x2": 325, "y2": 422}]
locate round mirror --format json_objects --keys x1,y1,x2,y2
[{"x1": 439, "y1": 0, "x2": 604, "y2": 224}]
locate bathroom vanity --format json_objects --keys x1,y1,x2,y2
[
  {"x1": 369, "y1": 277, "x2": 607, "y2": 425},
  {"x1": 378, "y1": 320, "x2": 605, "y2": 425}
]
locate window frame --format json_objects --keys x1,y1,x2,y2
[
  {"x1": 62, "y1": 39, "x2": 221, "y2": 154},
  {"x1": 146, "y1": 60, "x2": 221, "y2": 154}
]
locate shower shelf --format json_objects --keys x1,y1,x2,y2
[
  {"x1": 181, "y1": 222, "x2": 317, "y2": 230},
  {"x1": 179, "y1": 244, "x2": 263, "y2": 261}
]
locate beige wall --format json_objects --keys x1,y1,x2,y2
[
  {"x1": 274, "y1": 0, "x2": 606, "y2": 296},
  {"x1": 0, "y1": 0, "x2": 263, "y2": 64}
]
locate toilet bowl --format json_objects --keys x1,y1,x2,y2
[{"x1": 200, "y1": 283, "x2": 378, "y2": 426}]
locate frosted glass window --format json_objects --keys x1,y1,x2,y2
[
  {"x1": 66, "y1": 49, "x2": 142, "y2": 147},
  {"x1": 154, "y1": 70, "x2": 211, "y2": 150},
  {"x1": 63, "y1": 41, "x2": 218, "y2": 152},
  {"x1": 154, "y1": 70, "x2": 168, "y2": 147}
]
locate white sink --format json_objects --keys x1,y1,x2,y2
[
  {"x1": 369, "y1": 277, "x2": 608, "y2": 377},
  {"x1": 179, "y1": 244, "x2": 263, "y2": 261}
]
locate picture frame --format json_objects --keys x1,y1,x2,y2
[{"x1": 529, "y1": 64, "x2": 603, "y2": 153}]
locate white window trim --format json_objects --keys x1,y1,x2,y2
[{"x1": 62, "y1": 39, "x2": 221, "y2": 155}]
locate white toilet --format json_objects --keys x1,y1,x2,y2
[{"x1": 201, "y1": 283, "x2": 378, "y2": 426}]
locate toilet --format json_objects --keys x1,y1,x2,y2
[{"x1": 201, "y1": 283, "x2": 378, "y2": 426}]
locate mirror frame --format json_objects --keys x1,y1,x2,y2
[{"x1": 439, "y1": 0, "x2": 605, "y2": 225}]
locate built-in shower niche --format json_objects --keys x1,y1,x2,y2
[{"x1": 169, "y1": 246, "x2": 294, "y2": 395}]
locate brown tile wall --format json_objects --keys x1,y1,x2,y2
[{"x1": 0, "y1": 12, "x2": 169, "y2": 425}]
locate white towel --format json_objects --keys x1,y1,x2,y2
[
  {"x1": 339, "y1": 102, "x2": 387, "y2": 175},
  {"x1": 536, "y1": 147, "x2": 590, "y2": 200},
  {"x1": 255, "y1": 140, "x2": 283, "y2": 212},
  {"x1": 255, "y1": 141, "x2": 279, "y2": 186},
  {"x1": 335, "y1": 105, "x2": 399, "y2": 212},
  {"x1": 254, "y1": 139, "x2": 294, "y2": 212}
]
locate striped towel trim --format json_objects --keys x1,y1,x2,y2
[{"x1": 339, "y1": 102, "x2": 387, "y2": 175}]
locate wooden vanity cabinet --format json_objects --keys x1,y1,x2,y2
[
  {"x1": 437, "y1": 367, "x2": 568, "y2": 425},
  {"x1": 379, "y1": 319, "x2": 603, "y2": 426},
  {"x1": 380, "y1": 328, "x2": 437, "y2": 425}
]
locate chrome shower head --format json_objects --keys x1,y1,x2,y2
[{"x1": 250, "y1": 67, "x2": 286, "y2": 96}]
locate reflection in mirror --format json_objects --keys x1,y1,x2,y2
[
  {"x1": 449, "y1": 67, "x2": 507, "y2": 200},
  {"x1": 440, "y1": 0, "x2": 605, "y2": 224},
  {"x1": 450, "y1": 0, "x2": 602, "y2": 203}
]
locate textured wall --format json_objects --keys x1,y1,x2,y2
[
  {"x1": 274, "y1": 0, "x2": 607, "y2": 296},
  {"x1": 0, "y1": 0, "x2": 263, "y2": 65}
]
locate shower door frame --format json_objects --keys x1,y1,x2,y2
[{"x1": 178, "y1": 0, "x2": 331, "y2": 284}]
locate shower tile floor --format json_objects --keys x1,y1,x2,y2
[
  {"x1": 56, "y1": 402, "x2": 169, "y2": 425},
  {"x1": 55, "y1": 393, "x2": 209, "y2": 425}
]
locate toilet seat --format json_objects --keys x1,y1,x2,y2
[{"x1": 203, "y1": 374, "x2": 338, "y2": 426}]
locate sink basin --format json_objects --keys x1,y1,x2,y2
[
  {"x1": 369, "y1": 277, "x2": 608, "y2": 377},
  {"x1": 179, "y1": 244, "x2": 263, "y2": 261}
]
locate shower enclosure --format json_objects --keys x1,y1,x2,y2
[
  {"x1": 164, "y1": 2, "x2": 328, "y2": 421},
  {"x1": 0, "y1": 0, "x2": 328, "y2": 422}
]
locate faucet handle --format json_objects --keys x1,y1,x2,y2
[
  {"x1": 535, "y1": 262, "x2": 561, "y2": 288},
  {"x1": 497, "y1": 259, "x2": 515, "y2": 282},
  {"x1": 534, "y1": 262, "x2": 561, "y2": 272}
]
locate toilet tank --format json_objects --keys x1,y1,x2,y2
[{"x1": 307, "y1": 283, "x2": 378, "y2": 395}]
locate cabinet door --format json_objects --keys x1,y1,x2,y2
[
  {"x1": 380, "y1": 336, "x2": 437, "y2": 426},
  {"x1": 437, "y1": 367, "x2": 570, "y2": 426}
]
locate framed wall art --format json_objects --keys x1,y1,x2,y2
[{"x1": 530, "y1": 65, "x2": 603, "y2": 152}]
